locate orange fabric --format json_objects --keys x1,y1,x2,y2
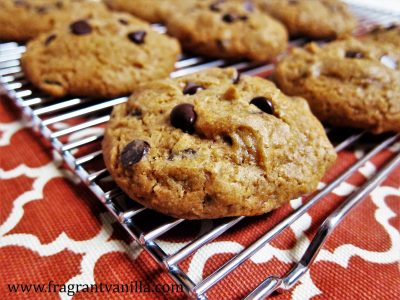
[{"x1": 0, "y1": 96, "x2": 399, "y2": 299}]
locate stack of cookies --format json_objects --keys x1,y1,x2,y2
[{"x1": 3, "y1": 0, "x2": 397, "y2": 219}]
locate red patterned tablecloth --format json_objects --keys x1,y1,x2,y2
[{"x1": 0, "y1": 95, "x2": 399, "y2": 300}]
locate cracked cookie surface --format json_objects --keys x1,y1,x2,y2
[
  {"x1": 275, "y1": 38, "x2": 400, "y2": 133},
  {"x1": 165, "y1": 0, "x2": 288, "y2": 61},
  {"x1": 0, "y1": 0, "x2": 109, "y2": 41},
  {"x1": 255, "y1": 0, "x2": 356, "y2": 38},
  {"x1": 21, "y1": 12, "x2": 181, "y2": 98},
  {"x1": 102, "y1": 68, "x2": 336, "y2": 219}
]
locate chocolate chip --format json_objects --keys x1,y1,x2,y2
[
  {"x1": 170, "y1": 103, "x2": 197, "y2": 133},
  {"x1": 119, "y1": 19, "x2": 129, "y2": 25},
  {"x1": 183, "y1": 82, "x2": 204, "y2": 95},
  {"x1": 130, "y1": 108, "x2": 142, "y2": 118},
  {"x1": 250, "y1": 96, "x2": 274, "y2": 115},
  {"x1": 182, "y1": 148, "x2": 196, "y2": 155},
  {"x1": 70, "y1": 20, "x2": 92, "y2": 35},
  {"x1": 120, "y1": 140, "x2": 150, "y2": 168},
  {"x1": 288, "y1": 0, "x2": 299, "y2": 4},
  {"x1": 345, "y1": 51, "x2": 364, "y2": 59},
  {"x1": 239, "y1": 15, "x2": 248, "y2": 21},
  {"x1": 55, "y1": 1, "x2": 63, "y2": 9},
  {"x1": 209, "y1": 2, "x2": 221, "y2": 12},
  {"x1": 380, "y1": 55, "x2": 397, "y2": 70},
  {"x1": 386, "y1": 24, "x2": 398, "y2": 31},
  {"x1": 232, "y1": 72, "x2": 241, "y2": 84},
  {"x1": 14, "y1": 0, "x2": 28, "y2": 6},
  {"x1": 222, "y1": 14, "x2": 236, "y2": 23},
  {"x1": 44, "y1": 34, "x2": 56, "y2": 46},
  {"x1": 127, "y1": 31, "x2": 146, "y2": 44},
  {"x1": 44, "y1": 79, "x2": 62, "y2": 86},
  {"x1": 36, "y1": 5, "x2": 48, "y2": 14},
  {"x1": 223, "y1": 135, "x2": 233, "y2": 145}
]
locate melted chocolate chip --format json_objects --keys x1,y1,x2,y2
[
  {"x1": 119, "y1": 19, "x2": 129, "y2": 25},
  {"x1": 345, "y1": 51, "x2": 364, "y2": 59},
  {"x1": 170, "y1": 103, "x2": 197, "y2": 133},
  {"x1": 120, "y1": 140, "x2": 150, "y2": 168},
  {"x1": 130, "y1": 108, "x2": 142, "y2": 118},
  {"x1": 380, "y1": 55, "x2": 397, "y2": 70},
  {"x1": 223, "y1": 135, "x2": 233, "y2": 145},
  {"x1": 44, "y1": 79, "x2": 62, "y2": 86},
  {"x1": 183, "y1": 82, "x2": 204, "y2": 95},
  {"x1": 70, "y1": 20, "x2": 92, "y2": 35},
  {"x1": 239, "y1": 15, "x2": 248, "y2": 21},
  {"x1": 182, "y1": 148, "x2": 196, "y2": 155},
  {"x1": 250, "y1": 96, "x2": 274, "y2": 115},
  {"x1": 55, "y1": 1, "x2": 63, "y2": 9},
  {"x1": 232, "y1": 72, "x2": 241, "y2": 84},
  {"x1": 387, "y1": 24, "x2": 398, "y2": 31},
  {"x1": 128, "y1": 31, "x2": 146, "y2": 44},
  {"x1": 45, "y1": 34, "x2": 56, "y2": 46},
  {"x1": 36, "y1": 5, "x2": 48, "y2": 14},
  {"x1": 288, "y1": 0, "x2": 299, "y2": 4},
  {"x1": 222, "y1": 13, "x2": 236, "y2": 23},
  {"x1": 209, "y1": 2, "x2": 221, "y2": 11}
]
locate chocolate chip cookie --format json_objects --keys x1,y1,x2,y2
[
  {"x1": 165, "y1": 0, "x2": 288, "y2": 61},
  {"x1": 21, "y1": 13, "x2": 181, "y2": 98},
  {"x1": 102, "y1": 68, "x2": 336, "y2": 219},
  {"x1": 255, "y1": 0, "x2": 356, "y2": 39},
  {"x1": 104, "y1": 0, "x2": 175, "y2": 23},
  {"x1": 0, "y1": 0, "x2": 109, "y2": 41},
  {"x1": 275, "y1": 38, "x2": 400, "y2": 133},
  {"x1": 362, "y1": 24, "x2": 400, "y2": 48}
]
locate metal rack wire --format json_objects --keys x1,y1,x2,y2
[{"x1": 1, "y1": 4, "x2": 399, "y2": 300}]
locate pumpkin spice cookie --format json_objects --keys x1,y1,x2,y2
[
  {"x1": 102, "y1": 68, "x2": 336, "y2": 219},
  {"x1": 21, "y1": 13, "x2": 181, "y2": 98},
  {"x1": 275, "y1": 38, "x2": 400, "y2": 133},
  {"x1": 0, "y1": 0, "x2": 110, "y2": 41},
  {"x1": 255, "y1": 0, "x2": 356, "y2": 39},
  {"x1": 165, "y1": 0, "x2": 288, "y2": 61}
]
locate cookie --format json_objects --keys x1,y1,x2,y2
[
  {"x1": 104, "y1": 0, "x2": 174, "y2": 23},
  {"x1": 165, "y1": 0, "x2": 288, "y2": 61},
  {"x1": 275, "y1": 38, "x2": 400, "y2": 133},
  {"x1": 21, "y1": 13, "x2": 181, "y2": 98},
  {"x1": 255, "y1": 0, "x2": 356, "y2": 39},
  {"x1": 0, "y1": 0, "x2": 109, "y2": 42},
  {"x1": 102, "y1": 68, "x2": 336, "y2": 219},
  {"x1": 362, "y1": 24, "x2": 400, "y2": 48}
]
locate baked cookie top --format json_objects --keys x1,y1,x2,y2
[
  {"x1": 255, "y1": 0, "x2": 356, "y2": 38},
  {"x1": 104, "y1": 0, "x2": 175, "y2": 23},
  {"x1": 165, "y1": 0, "x2": 288, "y2": 61},
  {"x1": 102, "y1": 68, "x2": 336, "y2": 219},
  {"x1": 275, "y1": 38, "x2": 400, "y2": 133},
  {"x1": 0, "y1": 0, "x2": 109, "y2": 41},
  {"x1": 21, "y1": 12, "x2": 181, "y2": 98},
  {"x1": 362, "y1": 24, "x2": 400, "y2": 48}
]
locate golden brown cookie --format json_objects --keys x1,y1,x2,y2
[
  {"x1": 362, "y1": 24, "x2": 400, "y2": 48},
  {"x1": 275, "y1": 38, "x2": 400, "y2": 133},
  {"x1": 0, "y1": 0, "x2": 109, "y2": 42},
  {"x1": 21, "y1": 12, "x2": 181, "y2": 98},
  {"x1": 102, "y1": 68, "x2": 336, "y2": 219},
  {"x1": 104, "y1": 0, "x2": 176, "y2": 23},
  {"x1": 255, "y1": 0, "x2": 356, "y2": 38},
  {"x1": 165, "y1": 0, "x2": 288, "y2": 61}
]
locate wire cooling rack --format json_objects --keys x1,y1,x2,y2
[{"x1": 1, "y1": 3, "x2": 400, "y2": 300}]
